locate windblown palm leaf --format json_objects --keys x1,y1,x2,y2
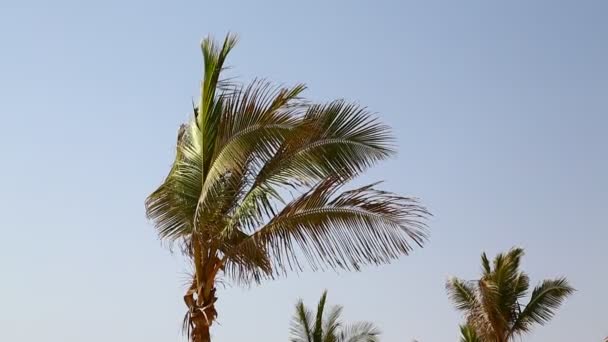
[
  {"x1": 446, "y1": 247, "x2": 574, "y2": 342},
  {"x1": 145, "y1": 34, "x2": 429, "y2": 342},
  {"x1": 290, "y1": 291, "x2": 380, "y2": 342}
]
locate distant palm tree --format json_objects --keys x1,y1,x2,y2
[
  {"x1": 446, "y1": 247, "x2": 574, "y2": 342},
  {"x1": 290, "y1": 290, "x2": 380, "y2": 342},
  {"x1": 145, "y1": 34, "x2": 430, "y2": 342}
]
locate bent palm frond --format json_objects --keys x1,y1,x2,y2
[
  {"x1": 227, "y1": 176, "x2": 429, "y2": 279},
  {"x1": 510, "y1": 277, "x2": 575, "y2": 336}
]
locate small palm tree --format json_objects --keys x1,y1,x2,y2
[
  {"x1": 145, "y1": 34, "x2": 429, "y2": 342},
  {"x1": 446, "y1": 247, "x2": 574, "y2": 342},
  {"x1": 290, "y1": 290, "x2": 380, "y2": 342}
]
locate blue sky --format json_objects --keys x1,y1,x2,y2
[{"x1": 0, "y1": 1, "x2": 606, "y2": 341}]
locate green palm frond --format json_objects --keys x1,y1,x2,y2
[
  {"x1": 145, "y1": 124, "x2": 202, "y2": 244},
  {"x1": 481, "y1": 252, "x2": 491, "y2": 275},
  {"x1": 313, "y1": 291, "x2": 329, "y2": 342},
  {"x1": 446, "y1": 277, "x2": 479, "y2": 312},
  {"x1": 198, "y1": 34, "x2": 238, "y2": 178},
  {"x1": 510, "y1": 277, "x2": 575, "y2": 335},
  {"x1": 459, "y1": 324, "x2": 480, "y2": 342},
  {"x1": 197, "y1": 81, "x2": 306, "y2": 234},
  {"x1": 291, "y1": 299, "x2": 315, "y2": 342}
]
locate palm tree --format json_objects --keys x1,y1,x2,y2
[
  {"x1": 145, "y1": 34, "x2": 430, "y2": 342},
  {"x1": 290, "y1": 290, "x2": 380, "y2": 342},
  {"x1": 446, "y1": 247, "x2": 574, "y2": 342}
]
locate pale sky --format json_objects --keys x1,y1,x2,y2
[{"x1": 0, "y1": 1, "x2": 606, "y2": 341}]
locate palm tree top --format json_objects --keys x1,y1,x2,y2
[
  {"x1": 145, "y1": 33, "x2": 430, "y2": 284},
  {"x1": 446, "y1": 247, "x2": 574, "y2": 341},
  {"x1": 291, "y1": 290, "x2": 381, "y2": 342}
]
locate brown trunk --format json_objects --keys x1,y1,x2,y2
[
  {"x1": 185, "y1": 249, "x2": 221, "y2": 342},
  {"x1": 192, "y1": 321, "x2": 211, "y2": 342},
  {"x1": 186, "y1": 285, "x2": 217, "y2": 342}
]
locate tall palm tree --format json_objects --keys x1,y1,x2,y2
[
  {"x1": 290, "y1": 290, "x2": 381, "y2": 342},
  {"x1": 145, "y1": 34, "x2": 430, "y2": 342},
  {"x1": 446, "y1": 247, "x2": 574, "y2": 342}
]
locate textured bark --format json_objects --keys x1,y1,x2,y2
[
  {"x1": 192, "y1": 321, "x2": 211, "y2": 342},
  {"x1": 187, "y1": 285, "x2": 218, "y2": 342},
  {"x1": 185, "y1": 248, "x2": 221, "y2": 342}
]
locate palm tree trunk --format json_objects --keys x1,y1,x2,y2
[
  {"x1": 186, "y1": 240, "x2": 221, "y2": 342},
  {"x1": 192, "y1": 320, "x2": 211, "y2": 342},
  {"x1": 187, "y1": 284, "x2": 218, "y2": 342}
]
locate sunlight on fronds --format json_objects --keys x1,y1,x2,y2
[{"x1": 145, "y1": 33, "x2": 430, "y2": 341}]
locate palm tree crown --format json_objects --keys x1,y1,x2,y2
[
  {"x1": 290, "y1": 290, "x2": 381, "y2": 342},
  {"x1": 446, "y1": 247, "x2": 574, "y2": 342},
  {"x1": 145, "y1": 34, "x2": 429, "y2": 342}
]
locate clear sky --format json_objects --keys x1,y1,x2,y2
[{"x1": 1, "y1": 1, "x2": 606, "y2": 341}]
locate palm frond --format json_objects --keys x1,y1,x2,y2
[
  {"x1": 313, "y1": 291, "x2": 329, "y2": 342},
  {"x1": 337, "y1": 322, "x2": 381, "y2": 342},
  {"x1": 322, "y1": 304, "x2": 344, "y2": 342},
  {"x1": 488, "y1": 247, "x2": 527, "y2": 329},
  {"x1": 480, "y1": 252, "x2": 491, "y2": 275},
  {"x1": 196, "y1": 81, "x2": 306, "y2": 234},
  {"x1": 198, "y1": 34, "x2": 238, "y2": 180},
  {"x1": 459, "y1": 324, "x2": 481, "y2": 342},
  {"x1": 228, "y1": 176, "x2": 429, "y2": 276},
  {"x1": 219, "y1": 228, "x2": 274, "y2": 285},
  {"x1": 510, "y1": 277, "x2": 575, "y2": 335},
  {"x1": 145, "y1": 124, "x2": 202, "y2": 244},
  {"x1": 446, "y1": 277, "x2": 479, "y2": 312},
  {"x1": 249, "y1": 100, "x2": 395, "y2": 194},
  {"x1": 290, "y1": 300, "x2": 315, "y2": 342},
  {"x1": 146, "y1": 34, "x2": 238, "y2": 244}
]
